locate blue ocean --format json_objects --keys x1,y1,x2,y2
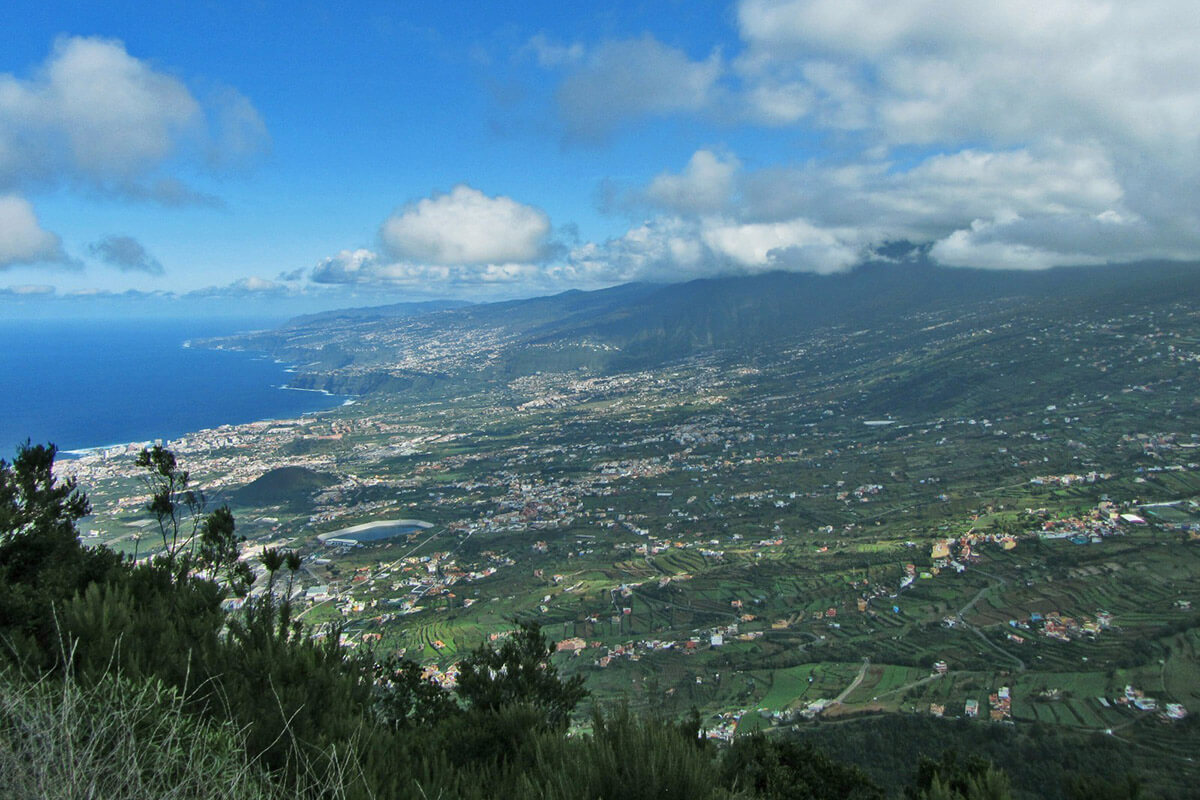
[{"x1": 0, "y1": 317, "x2": 347, "y2": 455}]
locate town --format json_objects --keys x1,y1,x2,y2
[{"x1": 59, "y1": 292, "x2": 1200, "y2": 792}]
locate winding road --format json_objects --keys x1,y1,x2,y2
[{"x1": 955, "y1": 568, "x2": 1026, "y2": 671}]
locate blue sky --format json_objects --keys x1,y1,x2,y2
[{"x1": 3, "y1": 1, "x2": 1199, "y2": 317}]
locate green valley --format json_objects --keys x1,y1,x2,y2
[{"x1": 57, "y1": 262, "x2": 1200, "y2": 797}]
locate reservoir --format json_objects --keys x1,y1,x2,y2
[{"x1": 317, "y1": 519, "x2": 433, "y2": 546}]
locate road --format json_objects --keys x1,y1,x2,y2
[
  {"x1": 955, "y1": 568, "x2": 1026, "y2": 671},
  {"x1": 872, "y1": 671, "x2": 943, "y2": 702},
  {"x1": 296, "y1": 525, "x2": 447, "y2": 621},
  {"x1": 831, "y1": 657, "x2": 871, "y2": 706}
]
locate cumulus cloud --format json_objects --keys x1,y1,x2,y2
[
  {"x1": 926, "y1": 210, "x2": 1174, "y2": 270},
  {"x1": 0, "y1": 194, "x2": 70, "y2": 269},
  {"x1": 518, "y1": 2, "x2": 1200, "y2": 280},
  {"x1": 315, "y1": 138, "x2": 1152, "y2": 293},
  {"x1": 183, "y1": 276, "x2": 296, "y2": 300},
  {"x1": 380, "y1": 185, "x2": 552, "y2": 265},
  {"x1": 292, "y1": 2, "x2": 1200, "y2": 296},
  {"x1": 87, "y1": 235, "x2": 164, "y2": 274},
  {"x1": 730, "y1": 140, "x2": 1200, "y2": 270},
  {"x1": 726, "y1": 0, "x2": 1200, "y2": 266},
  {"x1": 0, "y1": 36, "x2": 199, "y2": 187},
  {"x1": 568, "y1": 217, "x2": 705, "y2": 284},
  {"x1": 555, "y1": 36, "x2": 722, "y2": 142},
  {"x1": 0, "y1": 35, "x2": 267, "y2": 201},
  {"x1": 646, "y1": 150, "x2": 740, "y2": 214},
  {"x1": 560, "y1": 213, "x2": 865, "y2": 286},
  {"x1": 310, "y1": 247, "x2": 553, "y2": 292},
  {"x1": 568, "y1": 135, "x2": 1161, "y2": 284},
  {"x1": 741, "y1": 144, "x2": 1127, "y2": 237},
  {"x1": 702, "y1": 218, "x2": 863, "y2": 272},
  {"x1": 578, "y1": 130, "x2": 1191, "y2": 281},
  {"x1": 929, "y1": 218, "x2": 1102, "y2": 271},
  {"x1": 734, "y1": 0, "x2": 1200, "y2": 155},
  {"x1": 311, "y1": 249, "x2": 385, "y2": 284},
  {"x1": 276, "y1": 266, "x2": 307, "y2": 282}
]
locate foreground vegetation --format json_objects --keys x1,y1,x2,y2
[
  {"x1": 31, "y1": 263, "x2": 1200, "y2": 797},
  {"x1": 1, "y1": 440, "x2": 1038, "y2": 799}
]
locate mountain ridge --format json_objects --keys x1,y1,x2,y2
[{"x1": 207, "y1": 259, "x2": 1200, "y2": 397}]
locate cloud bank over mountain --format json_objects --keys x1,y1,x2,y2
[
  {"x1": 299, "y1": 0, "x2": 1200, "y2": 296},
  {"x1": 533, "y1": 0, "x2": 1199, "y2": 284},
  {"x1": 5, "y1": 3, "x2": 1200, "y2": 309}
]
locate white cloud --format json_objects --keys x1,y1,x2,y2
[
  {"x1": 929, "y1": 217, "x2": 1106, "y2": 271},
  {"x1": 733, "y1": 1, "x2": 1200, "y2": 167},
  {"x1": 380, "y1": 185, "x2": 552, "y2": 266},
  {"x1": 646, "y1": 150, "x2": 740, "y2": 214},
  {"x1": 542, "y1": 0, "x2": 1192, "y2": 274},
  {"x1": 230, "y1": 276, "x2": 283, "y2": 293},
  {"x1": 743, "y1": 144, "x2": 1124, "y2": 231},
  {"x1": 745, "y1": 81, "x2": 813, "y2": 125},
  {"x1": 0, "y1": 36, "x2": 266, "y2": 200},
  {"x1": 702, "y1": 218, "x2": 862, "y2": 273},
  {"x1": 560, "y1": 212, "x2": 865, "y2": 285},
  {"x1": 311, "y1": 249, "x2": 391, "y2": 285},
  {"x1": 294, "y1": 1, "x2": 1200, "y2": 296},
  {"x1": 572, "y1": 135, "x2": 1160, "y2": 283},
  {"x1": 0, "y1": 194, "x2": 69, "y2": 269},
  {"x1": 183, "y1": 275, "x2": 303, "y2": 300},
  {"x1": 0, "y1": 36, "x2": 199, "y2": 186},
  {"x1": 576, "y1": 217, "x2": 706, "y2": 283},
  {"x1": 319, "y1": 136, "x2": 1141, "y2": 292},
  {"x1": 556, "y1": 36, "x2": 722, "y2": 141},
  {"x1": 728, "y1": 141, "x2": 1194, "y2": 269},
  {"x1": 309, "y1": 247, "x2": 555, "y2": 293}
]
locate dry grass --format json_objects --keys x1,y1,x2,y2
[{"x1": 0, "y1": 665, "x2": 361, "y2": 800}]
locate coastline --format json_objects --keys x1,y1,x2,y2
[
  {"x1": 59, "y1": 401, "x2": 347, "y2": 460},
  {"x1": 2, "y1": 318, "x2": 352, "y2": 457}
]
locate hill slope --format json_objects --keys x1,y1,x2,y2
[
  {"x1": 207, "y1": 259, "x2": 1200, "y2": 397},
  {"x1": 229, "y1": 466, "x2": 337, "y2": 508}
]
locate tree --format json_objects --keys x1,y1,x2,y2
[
  {"x1": 0, "y1": 441, "x2": 89, "y2": 545},
  {"x1": 918, "y1": 771, "x2": 1012, "y2": 800},
  {"x1": 197, "y1": 504, "x2": 252, "y2": 596},
  {"x1": 906, "y1": 751, "x2": 1013, "y2": 800},
  {"x1": 283, "y1": 550, "x2": 302, "y2": 601},
  {"x1": 259, "y1": 547, "x2": 284, "y2": 598},
  {"x1": 373, "y1": 654, "x2": 460, "y2": 730},
  {"x1": 136, "y1": 445, "x2": 205, "y2": 574},
  {"x1": 0, "y1": 442, "x2": 376, "y2": 792},
  {"x1": 455, "y1": 620, "x2": 588, "y2": 730},
  {"x1": 1066, "y1": 775, "x2": 1144, "y2": 800},
  {"x1": 0, "y1": 442, "x2": 126, "y2": 658},
  {"x1": 722, "y1": 735, "x2": 884, "y2": 800}
]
